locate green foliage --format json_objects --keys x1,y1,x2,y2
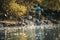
[{"x1": 40, "y1": 0, "x2": 60, "y2": 10}]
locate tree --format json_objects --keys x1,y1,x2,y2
[
  {"x1": 0, "y1": 0, "x2": 27, "y2": 19},
  {"x1": 39, "y1": 0, "x2": 60, "y2": 10}
]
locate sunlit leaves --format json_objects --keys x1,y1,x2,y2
[
  {"x1": 1, "y1": 0, "x2": 27, "y2": 18},
  {"x1": 40, "y1": 0, "x2": 60, "y2": 10}
]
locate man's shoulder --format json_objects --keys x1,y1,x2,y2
[{"x1": 36, "y1": 6, "x2": 41, "y2": 9}]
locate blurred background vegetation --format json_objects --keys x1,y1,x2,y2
[{"x1": 0, "y1": 0, "x2": 60, "y2": 20}]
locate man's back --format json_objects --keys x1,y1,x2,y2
[{"x1": 35, "y1": 6, "x2": 41, "y2": 14}]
